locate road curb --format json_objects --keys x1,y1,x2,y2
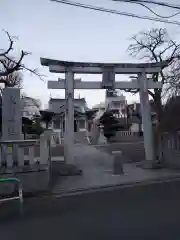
[
  {"x1": 90, "y1": 141, "x2": 144, "y2": 147},
  {"x1": 52, "y1": 174, "x2": 180, "y2": 198}
]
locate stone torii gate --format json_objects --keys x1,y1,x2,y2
[{"x1": 41, "y1": 58, "x2": 168, "y2": 166}]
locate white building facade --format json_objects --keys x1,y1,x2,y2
[
  {"x1": 105, "y1": 90, "x2": 127, "y2": 117},
  {"x1": 21, "y1": 96, "x2": 41, "y2": 119},
  {"x1": 48, "y1": 98, "x2": 88, "y2": 133}
]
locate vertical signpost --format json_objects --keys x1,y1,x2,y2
[
  {"x1": 1, "y1": 88, "x2": 22, "y2": 164},
  {"x1": 2, "y1": 88, "x2": 21, "y2": 141}
]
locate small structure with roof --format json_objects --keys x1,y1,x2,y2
[{"x1": 48, "y1": 97, "x2": 88, "y2": 134}]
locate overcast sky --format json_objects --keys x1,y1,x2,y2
[{"x1": 1, "y1": 0, "x2": 180, "y2": 108}]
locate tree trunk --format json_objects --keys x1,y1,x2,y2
[
  {"x1": 154, "y1": 92, "x2": 163, "y2": 125},
  {"x1": 153, "y1": 92, "x2": 163, "y2": 162}
]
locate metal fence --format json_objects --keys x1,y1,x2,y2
[{"x1": 116, "y1": 131, "x2": 139, "y2": 137}]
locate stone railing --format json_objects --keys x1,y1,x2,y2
[
  {"x1": 0, "y1": 140, "x2": 39, "y2": 168},
  {"x1": 51, "y1": 131, "x2": 91, "y2": 145},
  {"x1": 0, "y1": 130, "x2": 53, "y2": 194},
  {"x1": 0, "y1": 131, "x2": 52, "y2": 169},
  {"x1": 51, "y1": 131, "x2": 64, "y2": 145}
]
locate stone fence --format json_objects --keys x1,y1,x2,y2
[
  {"x1": 0, "y1": 130, "x2": 53, "y2": 195},
  {"x1": 116, "y1": 131, "x2": 139, "y2": 137},
  {"x1": 0, "y1": 131, "x2": 52, "y2": 168},
  {"x1": 110, "y1": 131, "x2": 142, "y2": 143},
  {"x1": 51, "y1": 132, "x2": 64, "y2": 145},
  {"x1": 51, "y1": 131, "x2": 91, "y2": 145},
  {"x1": 162, "y1": 132, "x2": 180, "y2": 169}
]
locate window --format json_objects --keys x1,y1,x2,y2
[
  {"x1": 112, "y1": 101, "x2": 120, "y2": 108},
  {"x1": 88, "y1": 122, "x2": 92, "y2": 132},
  {"x1": 53, "y1": 119, "x2": 60, "y2": 129},
  {"x1": 79, "y1": 120, "x2": 85, "y2": 129},
  {"x1": 23, "y1": 111, "x2": 28, "y2": 117}
]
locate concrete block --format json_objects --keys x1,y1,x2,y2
[
  {"x1": 112, "y1": 151, "x2": 124, "y2": 175},
  {"x1": 0, "y1": 166, "x2": 49, "y2": 196},
  {"x1": 0, "y1": 174, "x2": 16, "y2": 196},
  {"x1": 16, "y1": 170, "x2": 49, "y2": 194}
]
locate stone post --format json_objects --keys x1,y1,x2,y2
[
  {"x1": 138, "y1": 72, "x2": 154, "y2": 165},
  {"x1": 112, "y1": 151, "x2": 124, "y2": 175},
  {"x1": 64, "y1": 69, "x2": 74, "y2": 163},
  {"x1": 40, "y1": 130, "x2": 52, "y2": 165}
]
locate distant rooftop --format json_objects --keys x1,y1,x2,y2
[
  {"x1": 49, "y1": 97, "x2": 86, "y2": 102},
  {"x1": 92, "y1": 102, "x2": 106, "y2": 109}
]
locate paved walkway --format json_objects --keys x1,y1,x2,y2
[{"x1": 52, "y1": 144, "x2": 180, "y2": 194}]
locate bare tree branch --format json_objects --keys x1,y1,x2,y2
[
  {"x1": 159, "y1": 40, "x2": 176, "y2": 58},
  {"x1": 0, "y1": 59, "x2": 8, "y2": 71},
  {"x1": 0, "y1": 50, "x2": 28, "y2": 77},
  {"x1": 0, "y1": 30, "x2": 44, "y2": 81},
  {"x1": 0, "y1": 31, "x2": 13, "y2": 56},
  {"x1": 128, "y1": 27, "x2": 180, "y2": 124},
  {"x1": 4, "y1": 54, "x2": 44, "y2": 81},
  {"x1": 0, "y1": 58, "x2": 23, "y2": 88}
]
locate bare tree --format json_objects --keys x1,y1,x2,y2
[
  {"x1": 0, "y1": 58, "x2": 23, "y2": 88},
  {"x1": 0, "y1": 30, "x2": 43, "y2": 81},
  {"x1": 128, "y1": 28, "x2": 180, "y2": 124}
]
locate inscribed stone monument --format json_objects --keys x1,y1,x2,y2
[{"x1": 2, "y1": 88, "x2": 22, "y2": 140}]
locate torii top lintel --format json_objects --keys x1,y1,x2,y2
[{"x1": 40, "y1": 57, "x2": 169, "y2": 74}]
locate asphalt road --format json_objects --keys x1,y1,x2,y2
[{"x1": 1, "y1": 180, "x2": 180, "y2": 240}]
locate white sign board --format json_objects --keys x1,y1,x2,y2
[{"x1": 2, "y1": 88, "x2": 21, "y2": 140}]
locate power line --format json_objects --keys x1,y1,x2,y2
[
  {"x1": 50, "y1": 0, "x2": 180, "y2": 25},
  {"x1": 117, "y1": 0, "x2": 180, "y2": 18},
  {"x1": 140, "y1": 4, "x2": 180, "y2": 18},
  {"x1": 112, "y1": 0, "x2": 180, "y2": 10}
]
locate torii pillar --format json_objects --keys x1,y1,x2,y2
[
  {"x1": 138, "y1": 71, "x2": 154, "y2": 163},
  {"x1": 64, "y1": 69, "x2": 74, "y2": 163}
]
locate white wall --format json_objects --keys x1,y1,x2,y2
[
  {"x1": 94, "y1": 108, "x2": 105, "y2": 121},
  {"x1": 21, "y1": 97, "x2": 41, "y2": 119},
  {"x1": 130, "y1": 123, "x2": 139, "y2": 132}
]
